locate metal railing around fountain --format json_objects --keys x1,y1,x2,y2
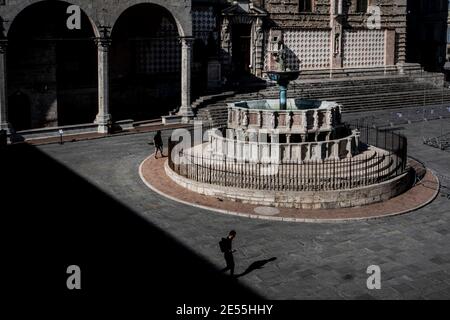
[{"x1": 167, "y1": 125, "x2": 408, "y2": 192}]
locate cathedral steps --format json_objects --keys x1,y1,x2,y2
[{"x1": 195, "y1": 75, "x2": 450, "y2": 127}]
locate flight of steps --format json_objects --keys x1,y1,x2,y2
[
  {"x1": 186, "y1": 144, "x2": 401, "y2": 190},
  {"x1": 195, "y1": 75, "x2": 450, "y2": 128}
]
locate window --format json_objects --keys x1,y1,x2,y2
[
  {"x1": 356, "y1": 0, "x2": 368, "y2": 13},
  {"x1": 299, "y1": 0, "x2": 312, "y2": 12}
]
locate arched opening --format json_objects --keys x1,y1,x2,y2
[
  {"x1": 111, "y1": 3, "x2": 182, "y2": 121},
  {"x1": 7, "y1": 0, "x2": 97, "y2": 130},
  {"x1": 8, "y1": 91, "x2": 31, "y2": 131}
]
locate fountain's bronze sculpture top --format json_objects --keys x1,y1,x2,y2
[
  {"x1": 265, "y1": 39, "x2": 300, "y2": 110},
  {"x1": 275, "y1": 42, "x2": 287, "y2": 72}
]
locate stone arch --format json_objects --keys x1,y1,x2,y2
[
  {"x1": 109, "y1": 2, "x2": 186, "y2": 121},
  {"x1": 6, "y1": 0, "x2": 99, "y2": 129},
  {"x1": 109, "y1": 0, "x2": 192, "y2": 38},
  {"x1": 2, "y1": 0, "x2": 100, "y2": 38}
]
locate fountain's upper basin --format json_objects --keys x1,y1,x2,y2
[
  {"x1": 266, "y1": 71, "x2": 300, "y2": 84},
  {"x1": 230, "y1": 98, "x2": 339, "y2": 111}
]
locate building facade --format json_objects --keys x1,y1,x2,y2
[
  {"x1": 0, "y1": 0, "x2": 418, "y2": 135},
  {"x1": 219, "y1": 0, "x2": 405, "y2": 78}
]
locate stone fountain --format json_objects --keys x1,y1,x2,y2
[{"x1": 166, "y1": 42, "x2": 410, "y2": 210}]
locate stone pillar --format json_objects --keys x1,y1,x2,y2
[
  {"x1": 301, "y1": 111, "x2": 307, "y2": 131},
  {"x1": 179, "y1": 37, "x2": 195, "y2": 122},
  {"x1": 326, "y1": 109, "x2": 333, "y2": 130},
  {"x1": 332, "y1": 141, "x2": 340, "y2": 160},
  {"x1": 0, "y1": 39, "x2": 11, "y2": 134},
  {"x1": 318, "y1": 142, "x2": 324, "y2": 161},
  {"x1": 220, "y1": 17, "x2": 232, "y2": 76},
  {"x1": 252, "y1": 17, "x2": 264, "y2": 77},
  {"x1": 330, "y1": 0, "x2": 343, "y2": 70},
  {"x1": 346, "y1": 138, "x2": 352, "y2": 158},
  {"x1": 353, "y1": 129, "x2": 361, "y2": 151},
  {"x1": 286, "y1": 134, "x2": 291, "y2": 144},
  {"x1": 95, "y1": 37, "x2": 112, "y2": 134},
  {"x1": 384, "y1": 29, "x2": 396, "y2": 66},
  {"x1": 270, "y1": 133, "x2": 280, "y2": 163},
  {"x1": 313, "y1": 110, "x2": 319, "y2": 131}
]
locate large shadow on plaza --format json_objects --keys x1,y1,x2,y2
[
  {"x1": 236, "y1": 257, "x2": 277, "y2": 279},
  {"x1": 1, "y1": 143, "x2": 261, "y2": 310}
]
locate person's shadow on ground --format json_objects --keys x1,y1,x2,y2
[{"x1": 236, "y1": 257, "x2": 277, "y2": 278}]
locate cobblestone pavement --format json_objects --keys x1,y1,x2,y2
[{"x1": 38, "y1": 118, "x2": 450, "y2": 300}]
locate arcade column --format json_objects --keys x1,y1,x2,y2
[
  {"x1": 0, "y1": 39, "x2": 12, "y2": 135},
  {"x1": 95, "y1": 36, "x2": 112, "y2": 134},
  {"x1": 178, "y1": 36, "x2": 195, "y2": 123}
]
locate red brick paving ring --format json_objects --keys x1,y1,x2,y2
[{"x1": 139, "y1": 155, "x2": 439, "y2": 223}]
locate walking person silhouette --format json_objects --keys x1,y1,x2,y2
[
  {"x1": 153, "y1": 130, "x2": 164, "y2": 159},
  {"x1": 220, "y1": 230, "x2": 237, "y2": 277}
]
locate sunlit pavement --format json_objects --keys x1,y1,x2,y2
[{"x1": 38, "y1": 117, "x2": 450, "y2": 299}]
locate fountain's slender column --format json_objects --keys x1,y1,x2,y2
[
  {"x1": 279, "y1": 81, "x2": 288, "y2": 110},
  {"x1": 266, "y1": 72, "x2": 299, "y2": 110}
]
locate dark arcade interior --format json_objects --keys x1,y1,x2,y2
[
  {"x1": 110, "y1": 3, "x2": 182, "y2": 122},
  {"x1": 406, "y1": 0, "x2": 449, "y2": 72},
  {"x1": 7, "y1": 1, "x2": 98, "y2": 131},
  {"x1": 6, "y1": 1, "x2": 202, "y2": 131}
]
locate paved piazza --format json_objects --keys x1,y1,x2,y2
[{"x1": 38, "y1": 117, "x2": 450, "y2": 300}]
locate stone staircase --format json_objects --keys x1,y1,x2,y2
[
  {"x1": 186, "y1": 143, "x2": 402, "y2": 191},
  {"x1": 194, "y1": 74, "x2": 450, "y2": 128}
]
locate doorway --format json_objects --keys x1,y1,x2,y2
[
  {"x1": 232, "y1": 24, "x2": 251, "y2": 77},
  {"x1": 9, "y1": 91, "x2": 31, "y2": 131}
]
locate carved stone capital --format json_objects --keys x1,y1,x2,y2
[
  {"x1": 0, "y1": 39, "x2": 8, "y2": 54},
  {"x1": 179, "y1": 36, "x2": 195, "y2": 49},
  {"x1": 95, "y1": 37, "x2": 111, "y2": 51}
]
